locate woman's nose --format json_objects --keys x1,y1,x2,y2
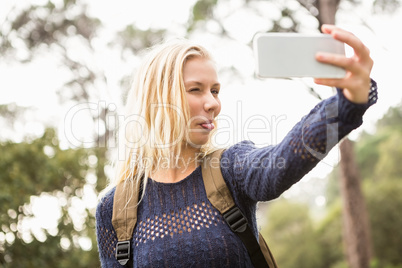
[{"x1": 203, "y1": 92, "x2": 220, "y2": 112}]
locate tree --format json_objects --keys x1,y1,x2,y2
[
  {"x1": 339, "y1": 139, "x2": 372, "y2": 268},
  {"x1": 365, "y1": 180, "x2": 402, "y2": 267},
  {"x1": 0, "y1": 126, "x2": 107, "y2": 267},
  {"x1": 356, "y1": 102, "x2": 402, "y2": 182},
  {"x1": 0, "y1": 0, "x2": 170, "y2": 265},
  {"x1": 325, "y1": 101, "x2": 402, "y2": 267},
  {"x1": 315, "y1": 201, "x2": 345, "y2": 268},
  {"x1": 358, "y1": 103, "x2": 402, "y2": 267},
  {"x1": 261, "y1": 200, "x2": 323, "y2": 268},
  {"x1": 297, "y1": 0, "x2": 341, "y2": 28}
]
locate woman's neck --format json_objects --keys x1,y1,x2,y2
[{"x1": 150, "y1": 146, "x2": 201, "y2": 183}]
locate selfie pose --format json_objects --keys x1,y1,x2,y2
[{"x1": 96, "y1": 25, "x2": 377, "y2": 267}]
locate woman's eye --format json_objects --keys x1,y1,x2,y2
[
  {"x1": 211, "y1": 89, "x2": 219, "y2": 95},
  {"x1": 190, "y1": 88, "x2": 200, "y2": 92}
]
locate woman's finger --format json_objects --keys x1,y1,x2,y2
[
  {"x1": 314, "y1": 77, "x2": 347, "y2": 89},
  {"x1": 321, "y1": 24, "x2": 336, "y2": 34},
  {"x1": 321, "y1": 24, "x2": 371, "y2": 63},
  {"x1": 314, "y1": 77, "x2": 368, "y2": 91},
  {"x1": 316, "y1": 52, "x2": 361, "y2": 74},
  {"x1": 333, "y1": 31, "x2": 370, "y2": 61}
]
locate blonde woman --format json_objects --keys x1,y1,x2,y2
[{"x1": 96, "y1": 25, "x2": 377, "y2": 267}]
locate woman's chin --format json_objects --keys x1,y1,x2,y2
[{"x1": 185, "y1": 137, "x2": 209, "y2": 149}]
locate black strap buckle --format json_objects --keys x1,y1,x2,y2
[
  {"x1": 116, "y1": 241, "x2": 130, "y2": 265},
  {"x1": 223, "y1": 206, "x2": 248, "y2": 233}
]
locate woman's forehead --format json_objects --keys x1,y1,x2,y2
[{"x1": 183, "y1": 57, "x2": 218, "y2": 82}]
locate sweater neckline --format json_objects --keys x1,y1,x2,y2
[{"x1": 148, "y1": 165, "x2": 202, "y2": 186}]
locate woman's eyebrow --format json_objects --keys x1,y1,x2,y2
[{"x1": 185, "y1": 81, "x2": 221, "y2": 87}]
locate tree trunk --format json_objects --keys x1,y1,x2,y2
[
  {"x1": 298, "y1": 0, "x2": 373, "y2": 267},
  {"x1": 315, "y1": 0, "x2": 340, "y2": 28},
  {"x1": 339, "y1": 139, "x2": 372, "y2": 268}
]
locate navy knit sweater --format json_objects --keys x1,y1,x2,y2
[{"x1": 96, "y1": 82, "x2": 377, "y2": 267}]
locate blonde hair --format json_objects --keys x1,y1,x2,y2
[{"x1": 105, "y1": 39, "x2": 218, "y2": 196}]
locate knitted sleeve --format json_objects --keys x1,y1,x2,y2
[
  {"x1": 95, "y1": 188, "x2": 124, "y2": 268},
  {"x1": 220, "y1": 80, "x2": 378, "y2": 202}
]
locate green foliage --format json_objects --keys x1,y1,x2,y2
[
  {"x1": 261, "y1": 199, "x2": 323, "y2": 268},
  {"x1": 261, "y1": 102, "x2": 402, "y2": 268},
  {"x1": 321, "y1": 102, "x2": 402, "y2": 267},
  {"x1": 356, "y1": 102, "x2": 402, "y2": 181},
  {"x1": 1, "y1": 0, "x2": 100, "y2": 62},
  {"x1": 376, "y1": 104, "x2": 402, "y2": 131},
  {"x1": 114, "y1": 25, "x2": 166, "y2": 54},
  {"x1": 0, "y1": 1, "x2": 148, "y2": 265},
  {"x1": 192, "y1": 0, "x2": 218, "y2": 22},
  {"x1": 315, "y1": 201, "x2": 344, "y2": 268},
  {"x1": 0, "y1": 103, "x2": 28, "y2": 125},
  {"x1": 325, "y1": 165, "x2": 341, "y2": 205},
  {"x1": 261, "y1": 199, "x2": 347, "y2": 268},
  {"x1": 2, "y1": 234, "x2": 99, "y2": 268},
  {"x1": 370, "y1": 258, "x2": 402, "y2": 268},
  {"x1": 374, "y1": 130, "x2": 402, "y2": 179},
  {"x1": 373, "y1": 0, "x2": 402, "y2": 13},
  {"x1": 355, "y1": 131, "x2": 388, "y2": 180},
  {"x1": 0, "y1": 128, "x2": 107, "y2": 266},
  {"x1": 365, "y1": 179, "x2": 402, "y2": 266},
  {"x1": 186, "y1": 0, "x2": 219, "y2": 32}
]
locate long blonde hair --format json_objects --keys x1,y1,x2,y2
[{"x1": 106, "y1": 39, "x2": 218, "y2": 196}]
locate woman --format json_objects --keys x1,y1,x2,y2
[{"x1": 96, "y1": 24, "x2": 377, "y2": 267}]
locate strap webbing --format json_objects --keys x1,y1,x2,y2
[
  {"x1": 201, "y1": 149, "x2": 235, "y2": 214},
  {"x1": 112, "y1": 179, "x2": 141, "y2": 265},
  {"x1": 259, "y1": 233, "x2": 278, "y2": 268},
  {"x1": 201, "y1": 149, "x2": 278, "y2": 268}
]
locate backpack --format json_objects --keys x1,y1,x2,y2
[{"x1": 111, "y1": 149, "x2": 278, "y2": 268}]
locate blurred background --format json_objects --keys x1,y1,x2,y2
[{"x1": 1, "y1": 0, "x2": 401, "y2": 267}]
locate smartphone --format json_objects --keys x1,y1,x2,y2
[{"x1": 253, "y1": 33, "x2": 346, "y2": 78}]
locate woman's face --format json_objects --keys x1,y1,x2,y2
[{"x1": 183, "y1": 57, "x2": 221, "y2": 147}]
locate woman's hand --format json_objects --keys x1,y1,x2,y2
[{"x1": 314, "y1": 24, "x2": 373, "y2": 104}]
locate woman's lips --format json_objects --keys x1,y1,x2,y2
[{"x1": 200, "y1": 122, "x2": 215, "y2": 130}]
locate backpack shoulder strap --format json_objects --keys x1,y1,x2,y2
[
  {"x1": 201, "y1": 149, "x2": 278, "y2": 268},
  {"x1": 112, "y1": 179, "x2": 141, "y2": 266},
  {"x1": 201, "y1": 149, "x2": 235, "y2": 213}
]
